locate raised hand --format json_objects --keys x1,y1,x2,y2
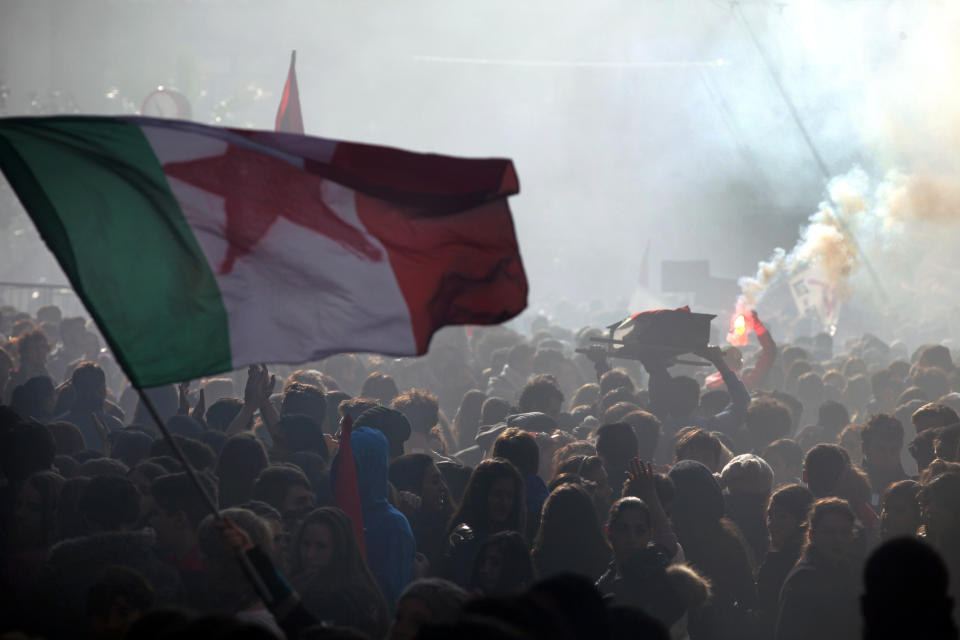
[
  {"x1": 253, "y1": 365, "x2": 281, "y2": 437},
  {"x1": 191, "y1": 387, "x2": 207, "y2": 425},
  {"x1": 623, "y1": 458, "x2": 657, "y2": 502},
  {"x1": 258, "y1": 365, "x2": 276, "y2": 406},
  {"x1": 694, "y1": 345, "x2": 728, "y2": 371},
  {"x1": 623, "y1": 456, "x2": 677, "y2": 556},
  {"x1": 228, "y1": 368, "x2": 264, "y2": 435},
  {"x1": 243, "y1": 365, "x2": 262, "y2": 405},
  {"x1": 750, "y1": 309, "x2": 769, "y2": 335},
  {"x1": 584, "y1": 345, "x2": 612, "y2": 380}
]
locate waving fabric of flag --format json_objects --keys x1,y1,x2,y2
[{"x1": 0, "y1": 116, "x2": 527, "y2": 386}]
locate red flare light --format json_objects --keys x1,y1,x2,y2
[
  {"x1": 733, "y1": 314, "x2": 746, "y2": 336},
  {"x1": 726, "y1": 308, "x2": 751, "y2": 347}
]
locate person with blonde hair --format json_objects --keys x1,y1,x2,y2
[{"x1": 198, "y1": 507, "x2": 284, "y2": 635}]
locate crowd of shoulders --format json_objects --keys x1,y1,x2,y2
[{"x1": 2, "y1": 303, "x2": 960, "y2": 639}]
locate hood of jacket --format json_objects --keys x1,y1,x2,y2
[
  {"x1": 349, "y1": 426, "x2": 390, "y2": 508},
  {"x1": 668, "y1": 459, "x2": 725, "y2": 523}
]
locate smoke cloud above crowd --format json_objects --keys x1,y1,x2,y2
[
  {"x1": 737, "y1": 0, "x2": 960, "y2": 343},
  {"x1": 2, "y1": 0, "x2": 959, "y2": 344}
]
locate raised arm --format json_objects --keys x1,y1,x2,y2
[
  {"x1": 742, "y1": 310, "x2": 777, "y2": 391},
  {"x1": 217, "y1": 517, "x2": 318, "y2": 637},
  {"x1": 622, "y1": 458, "x2": 678, "y2": 558},
  {"x1": 256, "y1": 365, "x2": 281, "y2": 437},
  {"x1": 583, "y1": 345, "x2": 613, "y2": 382},
  {"x1": 698, "y1": 346, "x2": 750, "y2": 437},
  {"x1": 226, "y1": 365, "x2": 263, "y2": 435}
]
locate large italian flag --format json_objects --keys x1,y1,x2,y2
[{"x1": 0, "y1": 116, "x2": 527, "y2": 387}]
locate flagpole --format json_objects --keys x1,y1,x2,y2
[{"x1": 134, "y1": 385, "x2": 273, "y2": 604}]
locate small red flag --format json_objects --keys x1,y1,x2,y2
[
  {"x1": 275, "y1": 50, "x2": 304, "y2": 134},
  {"x1": 334, "y1": 415, "x2": 366, "y2": 554}
]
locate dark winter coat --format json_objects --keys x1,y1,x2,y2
[
  {"x1": 775, "y1": 546, "x2": 861, "y2": 640},
  {"x1": 724, "y1": 491, "x2": 769, "y2": 565},
  {"x1": 39, "y1": 530, "x2": 182, "y2": 635},
  {"x1": 596, "y1": 546, "x2": 710, "y2": 630},
  {"x1": 756, "y1": 536, "x2": 804, "y2": 638}
]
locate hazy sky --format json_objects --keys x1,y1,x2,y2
[{"x1": 0, "y1": 0, "x2": 945, "y2": 329}]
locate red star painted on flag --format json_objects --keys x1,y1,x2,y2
[{"x1": 163, "y1": 143, "x2": 383, "y2": 274}]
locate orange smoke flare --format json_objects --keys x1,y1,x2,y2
[
  {"x1": 733, "y1": 314, "x2": 746, "y2": 336},
  {"x1": 726, "y1": 307, "x2": 751, "y2": 347}
]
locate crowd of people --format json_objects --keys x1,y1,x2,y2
[{"x1": 1, "y1": 302, "x2": 959, "y2": 640}]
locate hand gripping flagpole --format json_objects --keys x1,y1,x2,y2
[{"x1": 134, "y1": 385, "x2": 274, "y2": 605}]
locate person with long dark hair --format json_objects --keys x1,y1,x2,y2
[
  {"x1": 879, "y1": 479, "x2": 921, "y2": 541},
  {"x1": 756, "y1": 484, "x2": 814, "y2": 638},
  {"x1": 443, "y1": 458, "x2": 525, "y2": 588},
  {"x1": 775, "y1": 498, "x2": 861, "y2": 640},
  {"x1": 597, "y1": 496, "x2": 710, "y2": 639},
  {"x1": 469, "y1": 530, "x2": 535, "y2": 596},
  {"x1": 289, "y1": 507, "x2": 390, "y2": 637},
  {"x1": 532, "y1": 484, "x2": 610, "y2": 580}
]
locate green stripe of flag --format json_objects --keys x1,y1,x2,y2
[{"x1": 0, "y1": 117, "x2": 232, "y2": 387}]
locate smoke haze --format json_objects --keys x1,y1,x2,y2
[
  {"x1": 2, "y1": 0, "x2": 959, "y2": 344},
  {"x1": 737, "y1": 0, "x2": 960, "y2": 343}
]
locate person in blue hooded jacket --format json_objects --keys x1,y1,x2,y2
[{"x1": 331, "y1": 426, "x2": 415, "y2": 610}]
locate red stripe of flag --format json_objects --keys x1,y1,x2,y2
[
  {"x1": 356, "y1": 193, "x2": 527, "y2": 353},
  {"x1": 229, "y1": 127, "x2": 519, "y2": 206}
]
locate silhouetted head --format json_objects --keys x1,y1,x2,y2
[{"x1": 862, "y1": 537, "x2": 957, "y2": 640}]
